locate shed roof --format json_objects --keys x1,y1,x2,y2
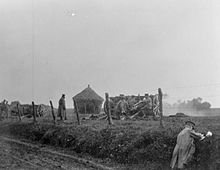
[{"x1": 73, "y1": 85, "x2": 104, "y2": 102}]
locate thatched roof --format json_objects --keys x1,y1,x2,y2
[{"x1": 73, "y1": 85, "x2": 104, "y2": 102}]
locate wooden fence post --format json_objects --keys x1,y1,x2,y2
[
  {"x1": 138, "y1": 94, "x2": 141, "y2": 102},
  {"x1": 32, "y1": 101, "x2": 37, "y2": 122},
  {"x1": 17, "y1": 103, "x2": 21, "y2": 121},
  {"x1": 73, "y1": 99, "x2": 81, "y2": 125},
  {"x1": 105, "y1": 93, "x2": 113, "y2": 125},
  {"x1": 158, "y1": 88, "x2": 163, "y2": 128},
  {"x1": 49, "y1": 100, "x2": 56, "y2": 124},
  {"x1": 23, "y1": 107, "x2": 25, "y2": 116}
]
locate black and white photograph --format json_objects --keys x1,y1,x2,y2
[{"x1": 0, "y1": 0, "x2": 220, "y2": 169}]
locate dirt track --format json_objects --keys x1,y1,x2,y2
[{"x1": 0, "y1": 136, "x2": 111, "y2": 170}]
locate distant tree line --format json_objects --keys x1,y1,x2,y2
[{"x1": 164, "y1": 97, "x2": 211, "y2": 110}]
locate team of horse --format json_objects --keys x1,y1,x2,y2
[{"x1": 0, "y1": 100, "x2": 49, "y2": 120}]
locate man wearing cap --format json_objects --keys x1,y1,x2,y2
[
  {"x1": 104, "y1": 98, "x2": 114, "y2": 116},
  {"x1": 170, "y1": 121, "x2": 205, "y2": 169},
  {"x1": 115, "y1": 95, "x2": 129, "y2": 120},
  {"x1": 143, "y1": 94, "x2": 152, "y2": 108},
  {"x1": 58, "y1": 94, "x2": 67, "y2": 120},
  {"x1": 141, "y1": 94, "x2": 153, "y2": 117}
]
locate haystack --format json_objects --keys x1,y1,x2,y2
[{"x1": 73, "y1": 85, "x2": 104, "y2": 114}]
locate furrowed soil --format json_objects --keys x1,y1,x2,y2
[
  {"x1": 0, "y1": 116, "x2": 220, "y2": 170},
  {"x1": 0, "y1": 136, "x2": 99, "y2": 170}
]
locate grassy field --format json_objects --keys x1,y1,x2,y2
[{"x1": 0, "y1": 113, "x2": 220, "y2": 170}]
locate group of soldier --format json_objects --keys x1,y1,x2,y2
[{"x1": 104, "y1": 93, "x2": 158, "y2": 120}]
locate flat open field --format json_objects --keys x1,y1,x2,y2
[{"x1": 0, "y1": 114, "x2": 220, "y2": 170}]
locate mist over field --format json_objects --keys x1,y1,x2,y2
[{"x1": 0, "y1": 0, "x2": 220, "y2": 108}]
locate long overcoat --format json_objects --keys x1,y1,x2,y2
[
  {"x1": 170, "y1": 127, "x2": 203, "y2": 169},
  {"x1": 58, "y1": 97, "x2": 66, "y2": 118}
]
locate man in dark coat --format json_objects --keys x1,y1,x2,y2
[{"x1": 58, "y1": 94, "x2": 66, "y2": 120}]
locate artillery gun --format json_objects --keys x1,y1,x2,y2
[{"x1": 106, "y1": 94, "x2": 160, "y2": 120}]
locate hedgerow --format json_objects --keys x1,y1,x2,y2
[{"x1": 5, "y1": 121, "x2": 220, "y2": 170}]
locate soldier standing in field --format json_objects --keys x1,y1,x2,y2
[
  {"x1": 5, "y1": 101, "x2": 10, "y2": 118},
  {"x1": 115, "y1": 95, "x2": 129, "y2": 120},
  {"x1": 104, "y1": 98, "x2": 114, "y2": 116},
  {"x1": 58, "y1": 94, "x2": 67, "y2": 120},
  {"x1": 143, "y1": 94, "x2": 152, "y2": 108},
  {"x1": 141, "y1": 94, "x2": 153, "y2": 117}
]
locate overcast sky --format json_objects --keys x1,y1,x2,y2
[{"x1": 1, "y1": 0, "x2": 220, "y2": 108}]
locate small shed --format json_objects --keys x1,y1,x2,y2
[{"x1": 73, "y1": 85, "x2": 104, "y2": 114}]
